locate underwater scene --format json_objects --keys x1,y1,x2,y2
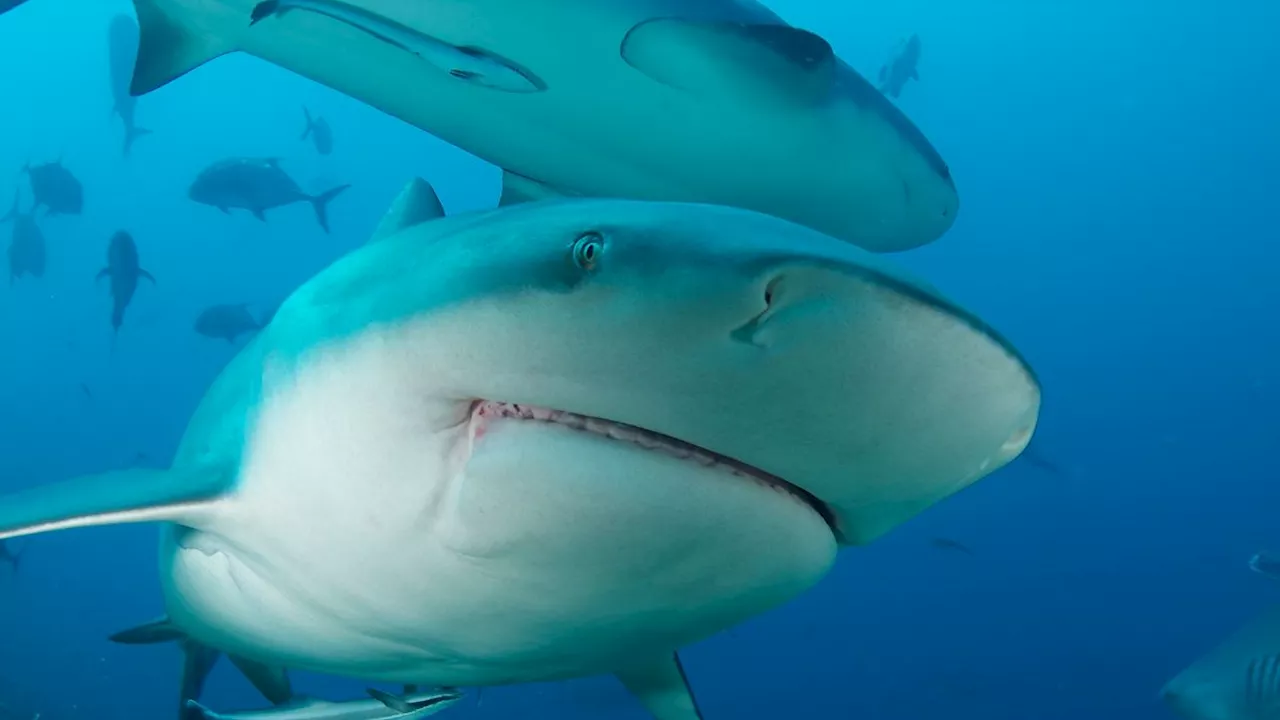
[{"x1": 0, "y1": 1, "x2": 1276, "y2": 719}]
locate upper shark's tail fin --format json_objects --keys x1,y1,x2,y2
[
  {"x1": 123, "y1": 123, "x2": 153, "y2": 157},
  {"x1": 130, "y1": 0, "x2": 239, "y2": 96},
  {"x1": 308, "y1": 184, "x2": 350, "y2": 234}
]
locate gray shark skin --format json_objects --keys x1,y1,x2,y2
[
  {"x1": 23, "y1": 160, "x2": 82, "y2": 215},
  {"x1": 96, "y1": 230, "x2": 155, "y2": 333},
  {"x1": 121, "y1": 0, "x2": 958, "y2": 252},
  {"x1": 186, "y1": 687, "x2": 463, "y2": 720},
  {"x1": 0, "y1": 178, "x2": 1039, "y2": 720},
  {"x1": 188, "y1": 158, "x2": 349, "y2": 233},
  {"x1": 300, "y1": 107, "x2": 332, "y2": 155},
  {"x1": 878, "y1": 34, "x2": 921, "y2": 100},
  {"x1": 1163, "y1": 605, "x2": 1280, "y2": 719},
  {"x1": 195, "y1": 303, "x2": 265, "y2": 343},
  {"x1": 2, "y1": 189, "x2": 46, "y2": 282},
  {"x1": 110, "y1": 14, "x2": 153, "y2": 156}
]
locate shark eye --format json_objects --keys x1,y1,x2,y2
[{"x1": 571, "y1": 232, "x2": 604, "y2": 271}]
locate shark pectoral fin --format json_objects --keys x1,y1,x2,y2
[
  {"x1": 498, "y1": 170, "x2": 569, "y2": 207},
  {"x1": 139, "y1": 268, "x2": 156, "y2": 284},
  {"x1": 0, "y1": 465, "x2": 231, "y2": 542},
  {"x1": 366, "y1": 688, "x2": 415, "y2": 714},
  {"x1": 108, "y1": 615, "x2": 187, "y2": 644},
  {"x1": 181, "y1": 640, "x2": 222, "y2": 719},
  {"x1": 130, "y1": 0, "x2": 237, "y2": 96},
  {"x1": 621, "y1": 18, "x2": 836, "y2": 106},
  {"x1": 251, "y1": 207, "x2": 267, "y2": 221},
  {"x1": 227, "y1": 655, "x2": 294, "y2": 705},
  {"x1": 615, "y1": 653, "x2": 704, "y2": 720},
  {"x1": 367, "y1": 177, "x2": 445, "y2": 245},
  {"x1": 183, "y1": 700, "x2": 216, "y2": 720},
  {"x1": 95, "y1": 267, "x2": 110, "y2": 282}
]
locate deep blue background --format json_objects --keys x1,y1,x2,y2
[{"x1": 1, "y1": 0, "x2": 1277, "y2": 718}]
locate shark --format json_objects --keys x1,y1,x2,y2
[
  {"x1": 0, "y1": 179, "x2": 1039, "y2": 720},
  {"x1": 109, "y1": 0, "x2": 959, "y2": 253}
]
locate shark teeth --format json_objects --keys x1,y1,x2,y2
[{"x1": 472, "y1": 401, "x2": 836, "y2": 529}]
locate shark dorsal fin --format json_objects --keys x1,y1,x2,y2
[
  {"x1": 130, "y1": 0, "x2": 237, "y2": 96},
  {"x1": 368, "y1": 178, "x2": 446, "y2": 245}
]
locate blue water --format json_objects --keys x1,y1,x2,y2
[{"x1": 1, "y1": 1, "x2": 1277, "y2": 718}]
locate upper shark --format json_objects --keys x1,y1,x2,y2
[
  {"x1": 0, "y1": 180, "x2": 1038, "y2": 720},
  {"x1": 105, "y1": 0, "x2": 959, "y2": 252}
]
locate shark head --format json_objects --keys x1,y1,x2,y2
[{"x1": 0, "y1": 180, "x2": 1038, "y2": 718}]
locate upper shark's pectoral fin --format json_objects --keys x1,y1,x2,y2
[
  {"x1": 227, "y1": 654, "x2": 294, "y2": 705},
  {"x1": 498, "y1": 170, "x2": 571, "y2": 208},
  {"x1": 367, "y1": 177, "x2": 445, "y2": 245},
  {"x1": 109, "y1": 616, "x2": 188, "y2": 644},
  {"x1": 181, "y1": 640, "x2": 222, "y2": 720},
  {"x1": 621, "y1": 18, "x2": 836, "y2": 107},
  {"x1": 130, "y1": 0, "x2": 238, "y2": 96},
  {"x1": 0, "y1": 465, "x2": 231, "y2": 542},
  {"x1": 615, "y1": 653, "x2": 704, "y2": 720}
]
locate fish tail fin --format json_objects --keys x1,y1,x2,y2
[
  {"x1": 130, "y1": 0, "x2": 239, "y2": 96},
  {"x1": 309, "y1": 184, "x2": 351, "y2": 234},
  {"x1": 123, "y1": 124, "x2": 153, "y2": 157}
]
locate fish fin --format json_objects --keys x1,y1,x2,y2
[
  {"x1": 300, "y1": 107, "x2": 313, "y2": 139},
  {"x1": 139, "y1": 268, "x2": 156, "y2": 284},
  {"x1": 499, "y1": 170, "x2": 569, "y2": 207},
  {"x1": 368, "y1": 177, "x2": 444, "y2": 244},
  {"x1": 249, "y1": 1, "x2": 282, "y2": 26},
  {"x1": 309, "y1": 184, "x2": 350, "y2": 234},
  {"x1": 227, "y1": 655, "x2": 294, "y2": 705},
  {"x1": 130, "y1": 0, "x2": 237, "y2": 96},
  {"x1": 217, "y1": 206, "x2": 230, "y2": 215},
  {"x1": 615, "y1": 653, "x2": 704, "y2": 720},
  {"x1": 0, "y1": 465, "x2": 232, "y2": 542},
  {"x1": 366, "y1": 688, "x2": 415, "y2": 714},
  {"x1": 108, "y1": 616, "x2": 188, "y2": 644},
  {"x1": 183, "y1": 700, "x2": 215, "y2": 720},
  {"x1": 95, "y1": 267, "x2": 110, "y2": 282},
  {"x1": 181, "y1": 639, "x2": 222, "y2": 720},
  {"x1": 250, "y1": 207, "x2": 267, "y2": 222},
  {"x1": 123, "y1": 125, "x2": 152, "y2": 157},
  {"x1": 621, "y1": 19, "x2": 836, "y2": 106}
]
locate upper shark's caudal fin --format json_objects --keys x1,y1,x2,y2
[
  {"x1": 615, "y1": 653, "x2": 705, "y2": 720},
  {"x1": 308, "y1": 184, "x2": 351, "y2": 234},
  {"x1": 621, "y1": 18, "x2": 836, "y2": 107},
  {"x1": 368, "y1": 177, "x2": 445, "y2": 245},
  {"x1": 111, "y1": 617, "x2": 295, "y2": 707},
  {"x1": 123, "y1": 124, "x2": 153, "y2": 157},
  {"x1": 0, "y1": 465, "x2": 231, "y2": 542},
  {"x1": 130, "y1": 0, "x2": 238, "y2": 96},
  {"x1": 498, "y1": 170, "x2": 571, "y2": 208}
]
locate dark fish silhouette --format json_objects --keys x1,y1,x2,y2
[
  {"x1": 1251, "y1": 552, "x2": 1280, "y2": 581},
  {"x1": 194, "y1": 303, "x2": 264, "y2": 343},
  {"x1": 0, "y1": 539, "x2": 21, "y2": 570},
  {"x1": 301, "y1": 107, "x2": 333, "y2": 155},
  {"x1": 109, "y1": 14, "x2": 152, "y2": 156},
  {"x1": 1, "y1": 189, "x2": 45, "y2": 282},
  {"x1": 23, "y1": 160, "x2": 83, "y2": 215},
  {"x1": 187, "y1": 158, "x2": 349, "y2": 233},
  {"x1": 878, "y1": 34, "x2": 921, "y2": 99},
  {"x1": 929, "y1": 537, "x2": 974, "y2": 556},
  {"x1": 96, "y1": 230, "x2": 155, "y2": 334}
]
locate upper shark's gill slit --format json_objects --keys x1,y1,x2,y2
[{"x1": 471, "y1": 401, "x2": 840, "y2": 535}]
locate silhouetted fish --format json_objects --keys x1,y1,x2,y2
[
  {"x1": 300, "y1": 107, "x2": 332, "y2": 155},
  {"x1": 929, "y1": 537, "x2": 974, "y2": 556},
  {"x1": 23, "y1": 160, "x2": 83, "y2": 215},
  {"x1": 878, "y1": 34, "x2": 921, "y2": 100},
  {"x1": 194, "y1": 303, "x2": 263, "y2": 343},
  {"x1": 96, "y1": 230, "x2": 155, "y2": 334},
  {"x1": 188, "y1": 158, "x2": 349, "y2": 233},
  {"x1": 109, "y1": 14, "x2": 153, "y2": 156},
  {"x1": 1, "y1": 188, "x2": 45, "y2": 282}
]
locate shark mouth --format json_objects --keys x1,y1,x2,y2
[{"x1": 472, "y1": 401, "x2": 839, "y2": 534}]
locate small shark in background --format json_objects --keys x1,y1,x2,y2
[
  {"x1": 1250, "y1": 552, "x2": 1280, "y2": 580},
  {"x1": 109, "y1": 14, "x2": 152, "y2": 156},
  {"x1": 188, "y1": 158, "x2": 349, "y2": 233},
  {"x1": 22, "y1": 160, "x2": 83, "y2": 215},
  {"x1": 2, "y1": 188, "x2": 46, "y2": 282},
  {"x1": 1163, "y1": 604, "x2": 1280, "y2": 719},
  {"x1": 194, "y1": 303, "x2": 265, "y2": 344},
  {"x1": 878, "y1": 34, "x2": 921, "y2": 100},
  {"x1": 96, "y1": 230, "x2": 155, "y2": 334},
  {"x1": 300, "y1": 107, "x2": 332, "y2": 155},
  {"x1": 929, "y1": 537, "x2": 975, "y2": 556},
  {"x1": 0, "y1": 540, "x2": 20, "y2": 570}
]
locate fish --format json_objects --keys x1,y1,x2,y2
[
  {"x1": 188, "y1": 158, "x2": 349, "y2": 233},
  {"x1": 878, "y1": 34, "x2": 921, "y2": 100},
  {"x1": 186, "y1": 687, "x2": 464, "y2": 720},
  {"x1": 1251, "y1": 552, "x2": 1280, "y2": 581},
  {"x1": 300, "y1": 107, "x2": 333, "y2": 155},
  {"x1": 109, "y1": 14, "x2": 153, "y2": 156},
  {"x1": 929, "y1": 537, "x2": 974, "y2": 556},
  {"x1": 22, "y1": 160, "x2": 82, "y2": 215},
  {"x1": 1, "y1": 188, "x2": 46, "y2": 282},
  {"x1": 95, "y1": 230, "x2": 155, "y2": 334},
  {"x1": 121, "y1": 0, "x2": 958, "y2": 252},
  {"x1": 0, "y1": 178, "x2": 1039, "y2": 720},
  {"x1": 1163, "y1": 605, "x2": 1280, "y2": 719},
  {"x1": 0, "y1": 539, "x2": 20, "y2": 570},
  {"x1": 110, "y1": 616, "x2": 294, "y2": 720},
  {"x1": 194, "y1": 303, "x2": 264, "y2": 343}
]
